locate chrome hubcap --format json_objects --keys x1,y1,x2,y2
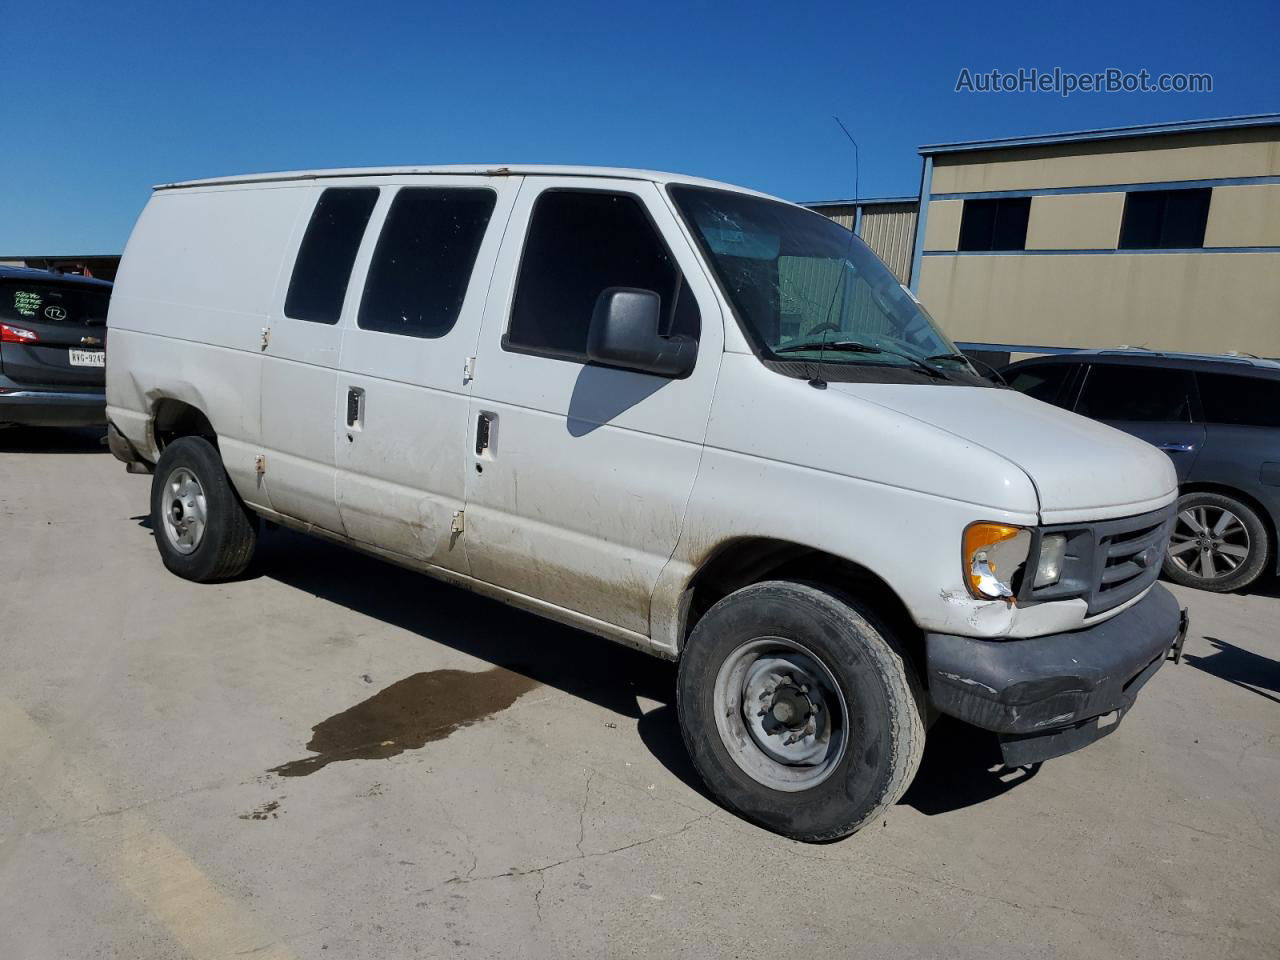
[
  {"x1": 1168, "y1": 505, "x2": 1250, "y2": 580},
  {"x1": 161, "y1": 467, "x2": 208, "y2": 555},
  {"x1": 713, "y1": 637, "x2": 848, "y2": 792}
]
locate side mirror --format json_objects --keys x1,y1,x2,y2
[{"x1": 587, "y1": 287, "x2": 697, "y2": 378}]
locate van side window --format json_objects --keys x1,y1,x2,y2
[
  {"x1": 505, "y1": 190, "x2": 698, "y2": 361},
  {"x1": 284, "y1": 188, "x2": 379, "y2": 324},
  {"x1": 358, "y1": 188, "x2": 496, "y2": 339},
  {"x1": 1076, "y1": 364, "x2": 1193, "y2": 422}
]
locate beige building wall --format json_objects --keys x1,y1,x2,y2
[
  {"x1": 930, "y1": 127, "x2": 1280, "y2": 194},
  {"x1": 919, "y1": 123, "x2": 1280, "y2": 355},
  {"x1": 922, "y1": 199, "x2": 963, "y2": 251},
  {"x1": 918, "y1": 251, "x2": 1280, "y2": 355},
  {"x1": 1204, "y1": 184, "x2": 1280, "y2": 247},
  {"x1": 1025, "y1": 193, "x2": 1125, "y2": 249}
]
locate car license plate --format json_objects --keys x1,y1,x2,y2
[{"x1": 69, "y1": 349, "x2": 105, "y2": 367}]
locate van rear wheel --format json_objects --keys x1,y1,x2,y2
[
  {"x1": 676, "y1": 581, "x2": 925, "y2": 842},
  {"x1": 150, "y1": 436, "x2": 258, "y2": 582}
]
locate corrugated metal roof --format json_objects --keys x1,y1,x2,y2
[{"x1": 919, "y1": 113, "x2": 1280, "y2": 156}]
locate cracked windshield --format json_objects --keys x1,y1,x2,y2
[{"x1": 671, "y1": 185, "x2": 967, "y2": 377}]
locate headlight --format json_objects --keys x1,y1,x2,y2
[
  {"x1": 963, "y1": 523, "x2": 1031, "y2": 600},
  {"x1": 1033, "y1": 534, "x2": 1068, "y2": 588}
]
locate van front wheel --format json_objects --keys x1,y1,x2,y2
[
  {"x1": 676, "y1": 581, "x2": 925, "y2": 842},
  {"x1": 150, "y1": 436, "x2": 258, "y2": 582}
]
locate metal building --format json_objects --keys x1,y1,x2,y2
[
  {"x1": 808, "y1": 113, "x2": 1280, "y2": 362},
  {"x1": 802, "y1": 197, "x2": 919, "y2": 283},
  {"x1": 914, "y1": 113, "x2": 1280, "y2": 359}
]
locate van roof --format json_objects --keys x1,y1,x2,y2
[{"x1": 154, "y1": 164, "x2": 780, "y2": 199}]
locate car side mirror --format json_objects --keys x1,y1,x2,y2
[{"x1": 587, "y1": 287, "x2": 697, "y2": 378}]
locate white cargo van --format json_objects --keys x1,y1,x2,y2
[{"x1": 106, "y1": 165, "x2": 1187, "y2": 840}]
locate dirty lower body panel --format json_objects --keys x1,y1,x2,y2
[{"x1": 925, "y1": 584, "x2": 1186, "y2": 766}]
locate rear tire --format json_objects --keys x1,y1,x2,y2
[
  {"x1": 1162, "y1": 491, "x2": 1269, "y2": 593},
  {"x1": 676, "y1": 581, "x2": 925, "y2": 842},
  {"x1": 150, "y1": 436, "x2": 257, "y2": 582}
]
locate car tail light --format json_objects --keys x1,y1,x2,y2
[{"x1": 0, "y1": 323, "x2": 39, "y2": 343}]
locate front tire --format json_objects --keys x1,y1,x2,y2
[
  {"x1": 1162, "y1": 491, "x2": 1269, "y2": 593},
  {"x1": 150, "y1": 436, "x2": 258, "y2": 582},
  {"x1": 676, "y1": 581, "x2": 925, "y2": 842}
]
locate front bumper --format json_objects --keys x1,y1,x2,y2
[
  {"x1": 926, "y1": 584, "x2": 1186, "y2": 766},
  {"x1": 0, "y1": 387, "x2": 106, "y2": 427}
]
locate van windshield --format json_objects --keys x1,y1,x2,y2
[{"x1": 669, "y1": 186, "x2": 970, "y2": 382}]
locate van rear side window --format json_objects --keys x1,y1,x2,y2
[
  {"x1": 358, "y1": 188, "x2": 496, "y2": 339},
  {"x1": 284, "y1": 188, "x2": 379, "y2": 324}
]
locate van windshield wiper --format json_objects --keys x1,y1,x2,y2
[
  {"x1": 927, "y1": 352, "x2": 1006, "y2": 385},
  {"x1": 774, "y1": 340, "x2": 950, "y2": 381}
]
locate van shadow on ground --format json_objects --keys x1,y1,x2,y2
[
  {"x1": 1186, "y1": 635, "x2": 1280, "y2": 705},
  {"x1": 252, "y1": 527, "x2": 1037, "y2": 818}
]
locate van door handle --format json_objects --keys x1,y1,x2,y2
[
  {"x1": 1155, "y1": 441, "x2": 1195, "y2": 452},
  {"x1": 346, "y1": 387, "x2": 364, "y2": 428},
  {"x1": 475, "y1": 413, "x2": 493, "y2": 455}
]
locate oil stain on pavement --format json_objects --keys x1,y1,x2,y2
[{"x1": 270, "y1": 667, "x2": 540, "y2": 777}]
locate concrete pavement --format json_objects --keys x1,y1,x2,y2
[{"x1": 1, "y1": 427, "x2": 1276, "y2": 959}]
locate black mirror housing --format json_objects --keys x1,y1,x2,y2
[{"x1": 586, "y1": 287, "x2": 697, "y2": 378}]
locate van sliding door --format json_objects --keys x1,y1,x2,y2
[
  {"x1": 260, "y1": 185, "x2": 380, "y2": 532},
  {"x1": 333, "y1": 178, "x2": 521, "y2": 571}
]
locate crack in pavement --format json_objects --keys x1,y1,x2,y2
[
  {"x1": 575, "y1": 769, "x2": 595, "y2": 857},
  {"x1": 430, "y1": 811, "x2": 713, "y2": 897}
]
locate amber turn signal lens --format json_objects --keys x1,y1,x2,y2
[{"x1": 963, "y1": 522, "x2": 1031, "y2": 600}]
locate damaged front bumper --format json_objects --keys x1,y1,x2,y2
[{"x1": 925, "y1": 584, "x2": 1186, "y2": 766}]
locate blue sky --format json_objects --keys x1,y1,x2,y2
[{"x1": 2, "y1": 0, "x2": 1276, "y2": 253}]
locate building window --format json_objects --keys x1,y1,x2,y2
[
  {"x1": 358, "y1": 188, "x2": 496, "y2": 339},
  {"x1": 1118, "y1": 188, "x2": 1211, "y2": 250},
  {"x1": 957, "y1": 197, "x2": 1031, "y2": 251},
  {"x1": 285, "y1": 188, "x2": 379, "y2": 324},
  {"x1": 505, "y1": 190, "x2": 698, "y2": 362}
]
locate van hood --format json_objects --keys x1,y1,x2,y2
[{"x1": 829, "y1": 382, "x2": 1177, "y2": 522}]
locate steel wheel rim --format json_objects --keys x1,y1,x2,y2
[
  {"x1": 161, "y1": 467, "x2": 208, "y2": 556},
  {"x1": 712, "y1": 637, "x2": 849, "y2": 793},
  {"x1": 1168, "y1": 505, "x2": 1250, "y2": 580}
]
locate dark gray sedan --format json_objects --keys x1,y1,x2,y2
[
  {"x1": 0, "y1": 266, "x2": 111, "y2": 427},
  {"x1": 1003, "y1": 349, "x2": 1280, "y2": 593}
]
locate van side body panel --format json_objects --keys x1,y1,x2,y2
[
  {"x1": 462, "y1": 179, "x2": 726, "y2": 637},
  {"x1": 106, "y1": 186, "x2": 310, "y2": 506},
  {"x1": 649, "y1": 352, "x2": 1047, "y2": 652},
  {"x1": 333, "y1": 177, "x2": 522, "y2": 572}
]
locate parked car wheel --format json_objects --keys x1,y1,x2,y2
[
  {"x1": 676, "y1": 580, "x2": 925, "y2": 842},
  {"x1": 1163, "y1": 491, "x2": 1270, "y2": 593},
  {"x1": 150, "y1": 436, "x2": 258, "y2": 582}
]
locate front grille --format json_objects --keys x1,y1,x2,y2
[
  {"x1": 1019, "y1": 504, "x2": 1175, "y2": 616},
  {"x1": 1091, "y1": 510, "x2": 1173, "y2": 614}
]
